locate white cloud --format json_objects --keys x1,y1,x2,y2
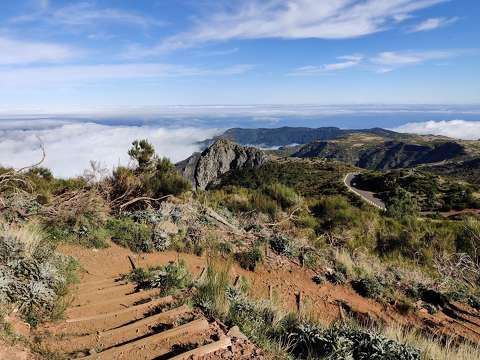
[
  {"x1": 0, "y1": 121, "x2": 219, "y2": 177},
  {"x1": 373, "y1": 50, "x2": 455, "y2": 65},
  {"x1": 126, "y1": 0, "x2": 446, "y2": 57},
  {"x1": 289, "y1": 54, "x2": 363, "y2": 75},
  {"x1": 12, "y1": 2, "x2": 164, "y2": 28},
  {"x1": 0, "y1": 37, "x2": 78, "y2": 65},
  {"x1": 409, "y1": 17, "x2": 459, "y2": 33},
  {"x1": 0, "y1": 63, "x2": 255, "y2": 87},
  {"x1": 49, "y1": 2, "x2": 164, "y2": 28},
  {"x1": 393, "y1": 120, "x2": 480, "y2": 140},
  {"x1": 289, "y1": 49, "x2": 470, "y2": 75}
]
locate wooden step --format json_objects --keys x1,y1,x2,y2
[
  {"x1": 76, "y1": 280, "x2": 128, "y2": 294},
  {"x1": 66, "y1": 289, "x2": 159, "y2": 319},
  {"x1": 76, "y1": 278, "x2": 122, "y2": 290},
  {"x1": 57, "y1": 296, "x2": 174, "y2": 335},
  {"x1": 72, "y1": 283, "x2": 136, "y2": 307},
  {"x1": 48, "y1": 305, "x2": 191, "y2": 353},
  {"x1": 81, "y1": 319, "x2": 210, "y2": 360},
  {"x1": 169, "y1": 337, "x2": 232, "y2": 360}
]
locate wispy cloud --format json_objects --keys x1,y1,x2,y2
[
  {"x1": 0, "y1": 36, "x2": 78, "y2": 65},
  {"x1": 393, "y1": 120, "x2": 480, "y2": 140},
  {"x1": 11, "y1": 2, "x2": 164, "y2": 29},
  {"x1": 125, "y1": 0, "x2": 447, "y2": 57},
  {"x1": 372, "y1": 49, "x2": 463, "y2": 69},
  {"x1": 289, "y1": 54, "x2": 363, "y2": 76},
  {"x1": 0, "y1": 63, "x2": 255, "y2": 87},
  {"x1": 289, "y1": 49, "x2": 469, "y2": 75},
  {"x1": 408, "y1": 17, "x2": 459, "y2": 33}
]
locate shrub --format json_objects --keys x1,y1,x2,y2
[
  {"x1": 128, "y1": 139, "x2": 156, "y2": 170},
  {"x1": 269, "y1": 235, "x2": 296, "y2": 257},
  {"x1": 385, "y1": 187, "x2": 419, "y2": 220},
  {"x1": 149, "y1": 260, "x2": 191, "y2": 295},
  {"x1": 0, "y1": 225, "x2": 78, "y2": 325},
  {"x1": 281, "y1": 320, "x2": 421, "y2": 360},
  {"x1": 352, "y1": 277, "x2": 385, "y2": 299},
  {"x1": 107, "y1": 218, "x2": 153, "y2": 252},
  {"x1": 127, "y1": 260, "x2": 191, "y2": 296},
  {"x1": 262, "y1": 182, "x2": 300, "y2": 209},
  {"x1": 235, "y1": 246, "x2": 263, "y2": 271},
  {"x1": 311, "y1": 195, "x2": 360, "y2": 232}
]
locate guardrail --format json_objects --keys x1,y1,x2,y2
[{"x1": 343, "y1": 173, "x2": 386, "y2": 211}]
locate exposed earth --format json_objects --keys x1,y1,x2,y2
[{"x1": 17, "y1": 237, "x2": 480, "y2": 359}]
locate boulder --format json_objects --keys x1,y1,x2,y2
[{"x1": 177, "y1": 139, "x2": 267, "y2": 190}]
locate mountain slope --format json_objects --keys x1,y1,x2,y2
[{"x1": 291, "y1": 133, "x2": 467, "y2": 170}]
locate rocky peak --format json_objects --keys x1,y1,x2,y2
[{"x1": 177, "y1": 139, "x2": 268, "y2": 190}]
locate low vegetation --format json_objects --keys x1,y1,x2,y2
[{"x1": 2, "y1": 137, "x2": 480, "y2": 359}]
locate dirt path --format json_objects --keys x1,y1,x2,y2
[
  {"x1": 34, "y1": 241, "x2": 480, "y2": 358},
  {"x1": 34, "y1": 242, "x2": 263, "y2": 359}
]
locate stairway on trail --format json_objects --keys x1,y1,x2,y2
[{"x1": 35, "y1": 269, "x2": 259, "y2": 359}]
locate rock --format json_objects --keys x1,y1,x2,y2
[
  {"x1": 227, "y1": 325, "x2": 248, "y2": 340},
  {"x1": 177, "y1": 139, "x2": 268, "y2": 190}
]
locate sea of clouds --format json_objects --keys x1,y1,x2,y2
[
  {"x1": 0, "y1": 105, "x2": 479, "y2": 178},
  {"x1": 0, "y1": 120, "x2": 219, "y2": 177}
]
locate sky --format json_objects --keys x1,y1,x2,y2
[
  {"x1": 0, "y1": 0, "x2": 479, "y2": 109},
  {"x1": 0, "y1": 1, "x2": 479, "y2": 176}
]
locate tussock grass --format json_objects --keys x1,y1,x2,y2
[{"x1": 382, "y1": 323, "x2": 480, "y2": 360}]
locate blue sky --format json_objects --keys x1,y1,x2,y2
[{"x1": 0, "y1": 0, "x2": 479, "y2": 112}]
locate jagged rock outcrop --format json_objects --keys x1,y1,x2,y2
[{"x1": 176, "y1": 139, "x2": 268, "y2": 190}]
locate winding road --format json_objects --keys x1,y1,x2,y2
[{"x1": 344, "y1": 173, "x2": 386, "y2": 211}]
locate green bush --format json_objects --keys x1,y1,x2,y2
[
  {"x1": 311, "y1": 195, "x2": 361, "y2": 232},
  {"x1": 235, "y1": 246, "x2": 263, "y2": 271},
  {"x1": 385, "y1": 187, "x2": 419, "y2": 220},
  {"x1": 262, "y1": 182, "x2": 300, "y2": 209},
  {"x1": 269, "y1": 235, "x2": 296, "y2": 257},
  {"x1": 149, "y1": 260, "x2": 192, "y2": 295},
  {"x1": 352, "y1": 277, "x2": 385, "y2": 299},
  {"x1": 127, "y1": 261, "x2": 191, "y2": 296},
  {"x1": 281, "y1": 320, "x2": 421, "y2": 360},
  {"x1": 107, "y1": 218, "x2": 153, "y2": 252}
]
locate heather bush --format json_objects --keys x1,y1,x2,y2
[{"x1": 0, "y1": 225, "x2": 78, "y2": 325}]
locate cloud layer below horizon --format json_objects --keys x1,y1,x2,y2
[
  {"x1": 0, "y1": 121, "x2": 219, "y2": 178},
  {"x1": 1, "y1": 117, "x2": 480, "y2": 178},
  {"x1": 393, "y1": 120, "x2": 480, "y2": 140}
]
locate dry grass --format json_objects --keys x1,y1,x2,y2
[{"x1": 382, "y1": 323, "x2": 480, "y2": 360}]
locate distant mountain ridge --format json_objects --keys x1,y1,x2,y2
[
  {"x1": 194, "y1": 126, "x2": 478, "y2": 172},
  {"x1": 216, "y1": 126, "x2": 401, "y2": 147}
]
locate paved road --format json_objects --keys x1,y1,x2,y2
[{"x1": 344, "y1": 173, "x2": 386, "y2": 211}]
